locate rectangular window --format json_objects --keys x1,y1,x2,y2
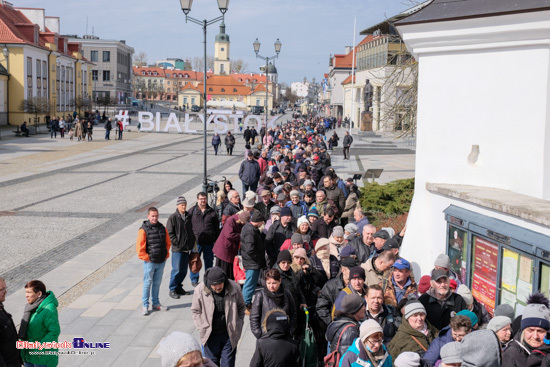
[
  {"x1": 183, "y1": 97, "x2": 188, "y2": 104},
  {"x1": 191, "y1": 97, "x2": 195, "y2": 104},
  {"x1": 27, "y1": 57, "x2": 33, "y2": 97},
  {"x1": 92, "y1": 70, "x2": 98, "y2": 81},
  {"x1": 103, "y1": 51, "x2": 110, "y2": 62},
  {"x1": 36, "y1": 59, "x2": 41, "y2": 89},
  {"x1": 103, "y1": 70, "x2": 110, "y2": 81},
  {"x1": 90, "y1": 51, "x2": 98, "y2": 62}
]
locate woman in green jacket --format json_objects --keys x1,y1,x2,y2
[
  {"x1": 388, "y1": 300, "x2": 439, "y2": 360},
  {"x1": 19, "y1": 280, "x2": 60, "y2": 367}
]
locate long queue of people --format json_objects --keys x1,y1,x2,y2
[{"x1": 151, "y1": 116, "x2": 550, "y2": 367}]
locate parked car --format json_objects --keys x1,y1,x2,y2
[
  {"x1": 191, "y1": 105, "x2": 201, "y2": 112},
  {"x1": 251, "y1": 106, "x2": 264, "y2": 115}
]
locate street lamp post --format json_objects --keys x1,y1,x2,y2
[
  {"x1": 2, "y1": 46, "x2": 10, "y2": 136},
  {"x1": 179, "y1": 0, "x2": 229, "y2": 194},
  {"x1": 253, "y1": 38, "x2": 281, "y2": 131}
]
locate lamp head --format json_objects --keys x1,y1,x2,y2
[
  {"x1": 2, "y1": 46, "x2": 8, "y2": 58},
  {"x1": 253, "y1": 38, "x2": 260, "y2": 54},
  {"x1": 217, "y1": 0, "x2": 229, "y2": 14},
  {"x1": 274, "y1": 38, "x2": 282, "y2": 54},
  {"x1": 179, "y1": 0, "x2": 192, "y2": 15}
]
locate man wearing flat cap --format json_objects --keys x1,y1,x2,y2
[
  {"x1": 253, "y1": 189, "x2": 275, "y2": 222},
  {"x1": 265, "y1": 206, "x2": 296, "y2": 268},
  {"x1": 369, "y1": 229, "x2": 390, "y2": 259},
  {"x1": 191, "y1": 267, "x2": 245, "y2": 367}
]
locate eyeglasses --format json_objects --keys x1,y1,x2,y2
[{"x1": 367, "y1": 338, "x2": 383, "y2": 345}]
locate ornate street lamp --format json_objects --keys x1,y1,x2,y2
[
  {"x1": 179, "y1": 0, "x2": 228, "y2": 194},
  {"x1": 253, "y1": 38, "x2": 281, "y2": 129}
]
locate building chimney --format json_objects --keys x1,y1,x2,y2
[{"x1": 345, "y1": 46, "x2": 352, "y2": 54}]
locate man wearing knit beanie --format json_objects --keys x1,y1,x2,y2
[
  {"x1": 167, "y1": 195, "x2": 195, "y2": 299},
  {"x1": 265, "y1": 204, "x2": 297, "y2": 268},
  {"x1": 333, "y1": 266, "x2": 366, "y2": 313},
  {"x1": 487, "y1": 316, "x2": 512, "y2": 346}
]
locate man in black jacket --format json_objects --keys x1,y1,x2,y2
[
  {"x1": 189, "y1": 192, "x2": 220, "y2": 287},
  {"x1": 419, "y1": 269, "x2": 467, "y2": 330},
  {"x1": 243, "y1": 126, "x2": 251, "y2": 145},
  {"x1": 342, "y1": 131, "x2": 353, "y2": 159},
  {"x1": 240, "y1": 211, "x2": 265, "y2": 308},
  {"x1": 167, "y1": 195, "x2": 196, "y2": 299},
  {"x1": 325, "y1": 293, "x2": 365, "y2": 360},
  {"x1": 265, "y1": 207, "x2": 296, "y2": 268},
  {"x1": 254, "y1": 189, "x2": 275, "y2": 221},
  {"x1": 348, "y1": 224, "x2": 376, "y2": 263},
  {"x1": 0, "y1": 277, "x2": 22, "y2": 367}
]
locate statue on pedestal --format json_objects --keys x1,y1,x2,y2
[{"x1": 364, "y1": 79, "x2": 373, "y2": 111}]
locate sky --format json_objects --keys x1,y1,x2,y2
[{"x1": 16, "y1": 0, "x2": 412, "y2": 85}]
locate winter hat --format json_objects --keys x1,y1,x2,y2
[
  {"x1": 344, "y1": 223, "x2": 358, "y2": 235},
  {"x1": 303, "y1": 179, "x2": 314, "y2": 187},
  {"x1": 373, "y1": 230, "x2": 390, "y2": 240},
  {"x1": 459, "y1": 329, "x2": 501, "y2": 367},
  {"x1": 315, "y1": 238, "x2": 330, "y2": 251},
  {"x1": 521, "y1": 303, "x2": 550, "y2": 331},
  {"x1": 243, "y1": 197, "x2": 255, "y2": 208},
  {"x1": 487, "y1": 316, "x2": 512, "y2": 333},
  {"x1": 449, "y1": 279, "x2": 458, "y2": 290},
  {"x1": 494, "y1": 303, "x2": 515, "y2": 320},
  {"x1": 456, "y1": 310, "x2": 478, "y2": 328},
  {"x1": 206, "y1": 267, "x2": 226, "y2": 285},
  {"x1": 381, "y1": 227, "x2": 395, "y2": 238},
  {"x1": 349, "y1": 266, "x2": 365, "y2": 281},
  {"x1": 341, "y1": 293, "x2": 364, "y2": 315},
  {"x1": 332, "y1": 226, "x2": 344, "y2": 237},
  {"x1": 245, "y1": 190, "x2": 257, "y2": 200},
  {"x1": 404, "y1": 300, "x2": 426, "y2": 320},
  {"x1": 297, "y1": 215, "x2": 309, "y2": 228},
  {"x1": 418, "y1": 275, "x2": 431, "y2": 294},
  {"x1": 238, "y1": 211, "x2": 251, "y2": 223},
  {"x1": 177, "y1": 195, "x2": 187, "y2": 205},
  {"x1": 250, "y1": 211, "x2": 264, "y2": 223},
  {"x1": 434, "y1": 254, "x2": 451, "y2": 269},
  {"x1": 307, "y1": 208, "x2": 319, "y2": 218},
  {"x1": 341, "y1": 256, "x2": 358, "y2": 269},
  {"x1": 277, "y1": 250, "x2": 292, "y2": 264},
  {"x1": 340, "y1": 246, "x2": 356, "y2": 258},
  {"x1": 457, "y1": 284, "x2": 474, "y2": 306},
  {"x1": 157, "y1": 331, "x2": 201, "y2": 367},
  {"x1": 359, "y1": 319, "x2": 383, "y2": 343},
  {"x1": 290, "y1": 190, "x2": 300, "y2": 197},
  {"x1": 293, "y1": 248, "x2": 307, "y2": 259},
  {"x1": 280, "y1": 207, "x2": 292, "y2": 217},
  {"x1": 270, "y1": 206, "x2": 281, "y2": 214},
  {"x1": 440, "y1": 341, "x2": 462, "y2": 365},
  {"x1": 394, "y1": 352, "x2": 421, "y2": 367},
  {"x1": 291, "y1": 233, "x2": 303, "y2": 245}
]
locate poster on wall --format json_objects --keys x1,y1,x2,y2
[
  {"x1": 448, "y1": 225, "x2": 467, "y2": 284},
  {"x1": 471, "y1": 237, "x2": 498, "y2": 315},
  {"x1": 502, "y1": 248, "x2": 518, "y2": 293}
]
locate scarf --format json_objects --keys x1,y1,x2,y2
[
  {"x1": 316, "y1": 247, "x2": 331, "y2": 279},
  {"x1": 18, "y1": 293, "x2": 46, "y2": 339},
  {"x1": 265, "y1": 286, "x2": 285, "y2": 308}
]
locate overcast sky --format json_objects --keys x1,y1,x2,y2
[{"x1": 17, "y1": 0, "x2": 412, "y2": 85}]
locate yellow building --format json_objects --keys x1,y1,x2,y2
[{"x1": 0, "y1": 3, "x2": 93, "y2": 126}]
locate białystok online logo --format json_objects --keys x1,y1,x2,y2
[{"x1": 17, "y1": 338, "x2": 110, "y2": 350}]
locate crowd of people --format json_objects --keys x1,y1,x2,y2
[{"x1": 3, "y1": 116, "x2": 550, "y2": 367}]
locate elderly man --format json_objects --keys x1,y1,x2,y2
[
  {"x1": 285, "y1": 190, "x2": 308, "y2": 219},
  {"x1": 265, "y1": 207, "x2": 296, "y2": 268},
  {"x1": 354, "y1": 207, "x2": 370, "y2": 235},
  {"x1": 348, "y1": 224, "x2": 376, "y2": 263},
  {"x1": 0, "y1": 277, "x2": 22, "y2": 366},
  {"x1": 254, "y1": 189, "x2": 275, "y2": 221},
  {"x1": 323, "y1": 174, "x2": 345, "y2": 215},
  {"x1": 369, "y1": 229, "x2": 390, "y2": 259},
  {"x1": 419, "y1": 269, "x2": 467, "y2": 330},
  {"x1": 222, "y1": 189, "x2": 243, "y2": 225},
  {"x1": 384, "y1": 258, "x2": 418, "y2": 307},
  {"x1": 311, "y1": 208, "x2": 336, "y2": 240},
  {"x1": 362, "y1": 250, "x2": 396, "y2": 289},
  {"x1": 432, "y1": 253, "x2": 462, "y2": 288}
]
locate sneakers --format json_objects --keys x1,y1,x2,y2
[
  {"x1": 169, "y1": 291, "x2": 180, "y2": 299},
  {"x1": 176, "y1": 288, "x2": 188, "y2": 296},
  {"x1": 142, "y1": 307, "x2": 149, "y2": 316},
  {"x1": 152, "y1": 304, "x2": 168, "y2": 311}
]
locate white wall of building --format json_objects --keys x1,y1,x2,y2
[{"x1": 398, "y1": 10, "x2": 550, "y2": 274}]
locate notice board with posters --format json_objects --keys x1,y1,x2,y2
[
  {"x1": 471, "y1": 236, "x2": 498, "y2": 315},
  {"x1": 448, "y1": 224, "x2": 468, "y2": 284},
  {"x1": 500, "y1": 247, "x2": 534, "y2": 317}
]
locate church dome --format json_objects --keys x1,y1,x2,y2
[
  {"x1": 266, "y1": 62, "x2": 277, "y2": 74},
  {"x1": 215, "y1": 22, "x2": 230, "y2": 42}
]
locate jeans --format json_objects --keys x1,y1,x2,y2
[
  {"x1": 60, "y1": 128, "x2": 65, "y2": 138},
  {"x1": 169, "y1": 251, "x2": 189, "y2": 292},
  {"x1": 142, "y1": 260, "x2": 166, "y2": 308},
  {"x1": 105, "y1": 130, "x2": 110, "y2": 139},
  {"x1": 204, "y1": 331, "x2": 236, "y2": 367},
  {"x1": 118, "y1": 130, "x2": 123, "y2": 140},
  {"x1": 243, "y1": 269, "x2": 260, "y2": 305},
  {"x1": 51, "y1": 129, "x2": 57, "y2": 138},
  {"x1": 189, "y1": 244, "x2": 214, "y2": 283},
  {"x1": 213, "y1": 144, "x2": 219, "y2": 155}
]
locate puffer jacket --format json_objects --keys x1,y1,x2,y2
[
  {"x1": 341, "y1": 192, "x2": 359, "y2": 218},
  {"x1": 316, "y1": 273, "x2": 346, "y2": 326},
  {"x1": 339, "y1": 338, "x2": 392, "y2": 367},
  {"x1": 325, "y1": 315, "x2": 360, "y2": 358},
  {"x1": 190, "y1": 269, "x2": 245, "y2": 349},
  {"x1": 249, "y1": 288, "x2": 296, "y2": 339},
  {"x1": 20, "y1": 291, "x2": 60, "y2": 367},
  {"x1": 424, "y1": 326, "x2": 453, "y2": 365},
  {"x1": 388, "y1": 318, "x2": 439, "y2": 360},
  {"x1": 274, "y1": 263, "x2": 306, "y2": 308},
  {"x1": 225, "y1": 134, "x2": 235, "y2": 148}
]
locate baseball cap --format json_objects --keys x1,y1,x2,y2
[
  {"x1": 431, "y1": 268, "x2": 448, "y2": 281},
  {"x1": 393, "y1": 258, "x2": 411, "y2": 270}
]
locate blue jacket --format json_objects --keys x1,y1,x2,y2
[
  {"x1": 339, "y1": 339, "x2": 392, "y2": 367},
  {"x1": 424, "y1": 325, "x2": 453, "y2": 365}
]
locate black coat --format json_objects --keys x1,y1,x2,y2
[
  {"x1": 0, "y1": 304, "x2": 22, "y2": 367},
  {"x1": 347, "y1": 237, "x2": 372, "y2": 264},
  {"x1": 418, "y1": 292, "x2": 467, "y2": 331},
  {"x1": 254, "y1": 200, "x2": 275, "y2": 222},
  {"x1": 309, "y1": 254, "x2": 340, "y2": 286},
  {"x1": 343, "y1": 134, "x2": 353, "y2": 147},
  {"x1": 316, "y1": 273, "x2": 346, "y2": 326},
  {"x1": 311, "y1": 217, "x2": 336, "y2": 240},
  {"x1": 243, "y1": 128, "x2": 252, "y2": 140},
  {"x1": 325, "y1": 315, "x2": 360, "y2": 358},
  {"x1": 188, "y1": 204, "x2": 219, "y2": 245},
  {"x1": 225, "y1": 134, "x2": 235, "y2": 148},
  {"x1": 166, "y1": 210, "x2": 195, "y2": 252},
  {"x1": 265, "y1": 221, "x2": 297, "y2": 267},
  {"x1": 240, "y1": 222, "x2": 265, "y2": 270},
  {"x1": 249, "y1": 288, "x2": 297, "y2": 339}
]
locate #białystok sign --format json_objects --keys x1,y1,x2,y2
[{"x1": 115, "y1": 110, "x2": 280, "y2": 134}]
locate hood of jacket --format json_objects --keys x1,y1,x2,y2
[
  {"x1": 262, "y1": 308, "x2": 292, "y2": 339},
  {"x1": 460, "y1": 329, "x2": 502, "y2": 367}
]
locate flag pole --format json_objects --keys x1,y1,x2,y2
[{"x1": 350, "y1": 16, "x2": 356, "y2": 134}]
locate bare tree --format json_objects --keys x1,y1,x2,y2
[
  {"x1": 133, "y1": 51, "x2": 148, "y2": 67},
  {"x1": 230, "y1": 58, "x2": 249, "y2": 73},
  {"x1": 72, "y1": 96, "x2": 91, "y2": 116},
  {"x1": 283, "y1": 87, "x2": 299, "y2": 106},
  {"x1": 19, "y1": 97, "x2": 50, "y2": 127},
  {"x1": 183, "y1": 59, "x2": 193, "y2": 71},
  {"x1": 190, "y1": 55, "x2": 214, "y2": 71}
]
